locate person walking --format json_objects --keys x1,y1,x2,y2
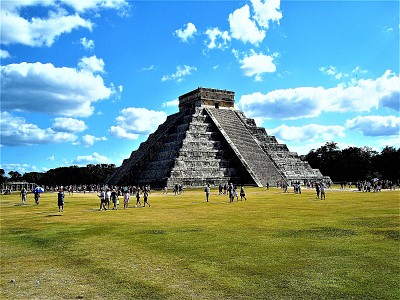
[
  {"x1": 123, "y1": 190, "x2": 130, "y2": 209},
  {"x1": 34, "y1": 188, "x2": 40, "y2": 205},
  {"x1": 20, "y1": 187, "x2": 27, "y2": 204},
  {"x1": 58, "y1": 188, "x2": 65, "y2": 212},
  {"x1": 143, "y1": 190, "x2": 150, "y2": 207},
  {"x1": 320, "y1": 182, "x2": 326, "y2": 200},
  {"x1": 135, "y1": 189, "x2": 141, "y2": 207},
  {"x1": 240, "y1": 186, "x2": 246, "y2": 201},
  {"x1": 228, "y1": 183, "x2": 234, "y2": 203},
  {"x1": 105, "y1": 189, "x2": 111, "y2": 210},
  {"x1": 204, "y1": 183, "x2": 210, "y2": 202},
  {"x1": 111, "y1": 189, "x2": 118, "y2": 210},
  {"x1": 315, "y1": 182, "x2": 320, "y2": 199},
  {"x1": 99, "y1": 189, "x2": 107, "y2": 210}
]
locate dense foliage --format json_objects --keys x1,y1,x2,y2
[
  {"x1": 2, "y1": 142, "x2": 399, "y2": 185},
  {"x1": 304, "y1": 142, "x2": 400, "y2": 182},
  {"x1": 1, "y1": 164, "x2": 116, "y2": 186}
]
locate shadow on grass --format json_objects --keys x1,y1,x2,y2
[{"x1": 276, "y1": 227, "x2": 357, "y2": 239}]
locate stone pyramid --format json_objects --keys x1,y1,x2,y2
[{"x1": 106, "y1": 87, "x2": 324, "y2": 188}]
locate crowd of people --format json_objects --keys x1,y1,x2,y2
[{"x1": 7, "y1": 177, "x2": 399, "y2": 212}]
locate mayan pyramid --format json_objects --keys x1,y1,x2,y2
[{"x1": 106, "y1": 87, "x2": 323, "y2": 188}]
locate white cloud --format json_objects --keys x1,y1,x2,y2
[
  {"x1": 0, "y1": 112, "x2": 78, "y2": 146},
  {"x1": 1, "y1": 60, "x2": 114, "y2": 117},
  {"x1": 376, "y1": 136, "x2": 400, "y2": 150},
  {"x1": 81, "y1": 134, "x2": 107, "y2": 147},
  {"x1": 251, "y1": 0, "x2": 282, "y2": 29},
  {"x1": 60, "y1": 0, "x2": 130, "y2": 13},
  {"x1": 162, "y1": 99, "x2": 179, "y2": 108},
  {"x1": 0, "y1": 163, "x2": 39, "y2": 176},
  {"x1": 109, "y1": 126, "x2": 139, "y2": 140},
  {"x1": 228, "y1": 4, "x2": 265, "y2": 45},
  {"x1": 1, "y1": 9, "x2": 93, "y2": 47},
  {"x1": 239, "y1": 50, "x2": 277, "y2": 81},
  {"x1": 140, "y1": 65, "x2": 156, "y2": 71},
  {"x1": 174, "y1": 22, "x2": 197, "y2": 42},
  {"x1": 52, "y1": 117, "x2": 87, "y2": 133},
  {"x1": 80, "y1": 37, "x2": 95, "y2": 50},
  {"x1": 161, "y1": 65, "x2": 197, "y2": 82},
  {"x1": 78, "y1": 55, "x2": 105, "y2": 73},
  {"x1": 319, "y1": 65, "x2": 346, "y2": 80},
  {"x1": 352, "y1": 66, "x2": 368, "y2": 74},
  {"x1": 109, "y1": 107, "x2": 167, "y2": 140},
  {"x1": 47, "y1": 156, "x2": 55, "y2": 161},
  {"x1": 0, "y1": 49, "x2": 10, "y2": 58},
  {"x1": 204, "y1": 27, "x2": 231, "y2": 50},
  {"x1": 237, "y1": 70, "x2": 400, "y2": 120},
  {"x1": 72, "y1": 152, "x2": 110, "y2": 165},
  {"x1": 345, "y1": 115, "x2": 400, "y2": 136},
  {"x1": 268, "y1": 124, "x2": 345, "y2": 142},
  {"x1": 1, "y1": 1, "x2": 129, "y2": 47}
]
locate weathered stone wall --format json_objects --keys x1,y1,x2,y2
[{"x1": 107, "y1": 87, "x2": 325, "y2": 188}]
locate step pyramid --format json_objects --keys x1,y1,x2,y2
[{"x1": 106, "y1": 87, "x2": 324, "y2": 188}]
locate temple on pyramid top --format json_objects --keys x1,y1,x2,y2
[
  {"x1": 107, "y1": 87, "x2": 325, "y2": 188},
  {"x1": 179, "y1": 87, "x2": 235, "y2": 111}
]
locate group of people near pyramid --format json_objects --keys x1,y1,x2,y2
[{"x1": 98, "y1": 185, "x2": 151, "y2": 210}]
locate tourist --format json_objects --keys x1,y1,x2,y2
[
  {"x1": 99, "y1": 189, "x2": 107, "y2": 210},
  {"x1": 240, "y1": 186, "x2": 246, "y2": 201},
  {"x1": 320, "y1": 182, "x2": 326, "y2": 200},
  {"x1": 123, "y1": 190, "x2": 130, "y2": 209},
  {"x1": 228, "y1": 183, "x2": 234, "y2": 203},
  {"x1": 105, "y1": 189, "x2": 111, "y2": 209},
  {"x1": 315, "y1": 182, "x2": 320, "y2": 199},
  {"x1": 135, "y1": 189, "x2": 141, "y2": 207},
  {"x1": 58, "y1": 188, "x2": 65, "y2": 212},
  {"x1": 20, "y1": 188, "x2": 27, "y2": 204},
  {"x1": 204, "y1": 183, "x2": 210, "y2": 202},
  {"x1": 34, "y1": 188, "x2": 40, "y2": 205},
  {"x1": 143, "y1": 190, "x2": 150, "y2": 207},
  {"x1": 111, "y1": 189, "x2": 118, "y2": 210},
  {"x1": 233, "y1": 186, "x2": 239, "y2": 201}
]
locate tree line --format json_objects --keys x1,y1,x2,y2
[
  {"x1": 0, "y1": 164, "x2": 116, "y2": 187},
  {"x1": 303, "y1": 142, "x2": 399, "y2": 182},
  {"x1": 1, "y1": 143, "x2": 399, "y2": 186}
]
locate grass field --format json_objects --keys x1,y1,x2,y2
[{"x1": 1, "y1": 186, "x2": 399, "y2": 299}]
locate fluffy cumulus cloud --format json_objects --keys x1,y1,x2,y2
[
  {"x1": 0, "y1": 49, "x2": 10, "y2": 58},
  {"x1": 239, "y1": 50, "x2": 277, "y2": 81},
  {"x1": 81, "y1": 134, "x2": 107, "y2": 147},
  {"x1": 205, "y1": 27, "x2": 231, "y2": 50},
  {"x1": 78, "y1": 55, "x2": 105, "y2": 73},
  {"x1": 174, "y1": 22, "x2": 197, "y2": 42},
  {"x1": 52, "y1": 117, "x2": 87, "y2": 133},
  {"x1": 161, "y1": 65, "x2": 197, "y2": 82},
  {"x1": 0, "y1": 0, "x2": 129, "y2": 47},
  {"x1": 0, "y1": 112, "x2": 78, "y2": 146},
  {"x1": 1, "y1": 60, "x2": 114, "y2": 117},
  {"x1": 80, "y1": 37, "x2": 95, "y2": 50},
  {"x1": 72, "y1": 152, "x2": 110, "y2": 165},
  {"x1": 237, "y1": 70, "x2": 400, "y2": 120},
  {"x1": 109, "y1": 107, "x2": 167, "y2": 140},
  {"x1": 345, "y1": 115, "x2": 400, "y2": 136},
  {"x1": 251, "y1": 0, "x2": 282, "y2": 29},
  {"x1": 269, "y1": 124, "x2": 345, "y2": 142},
  {"x1": 229, "y1": 4, "x2": 265, "y2": 45}
]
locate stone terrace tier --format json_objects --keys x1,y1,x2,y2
[{"x1": 106, "y1": 87, "x2": 325, "y2": 188}]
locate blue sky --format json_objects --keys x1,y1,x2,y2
[{"x1": 1, "y1": 0, "x2": 399, "y2": 176}]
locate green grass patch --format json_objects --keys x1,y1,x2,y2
[{"x1": 1, "y1": 187, "x2": 399, "y2": 299}]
